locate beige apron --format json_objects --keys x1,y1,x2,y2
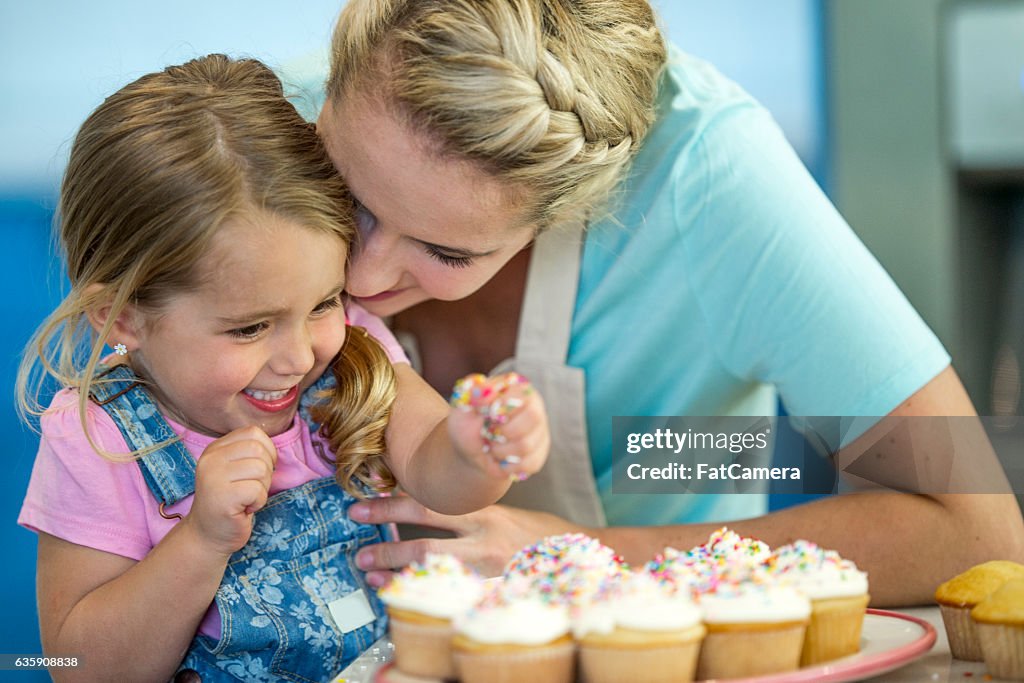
[{"x1": 490, "y1": 225, "x2": 607, "y2": 528}]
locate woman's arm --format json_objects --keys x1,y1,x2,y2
[
  {"x1": 381, "y1": 363, "x2": 549, "y2": 516},
  {"x1": 351, "y1": 366, "x2": 1024, "y2": 605}
]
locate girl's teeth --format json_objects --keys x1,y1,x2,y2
[{"x1": 245, "y1": 388, "x2": 289, "y2": 401}]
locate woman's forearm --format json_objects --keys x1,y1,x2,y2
[{"x1": 598, "y1": 492, "x2": 1024, "y2": 607}]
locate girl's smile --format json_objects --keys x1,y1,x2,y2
[{"x1": 241, "y1": 385, "x2": 300, "y2": 412}]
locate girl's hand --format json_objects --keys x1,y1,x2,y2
[
  {"x1": 182, "y1": 425, "x2": 278, "y2": 558},
  {"x1": 447, "y1": 372, "x2": 550, "y2": 482}
]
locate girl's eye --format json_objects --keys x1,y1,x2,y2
[
  {"x1": 312, "y1": 295, "x2": 343, "y2": 316},
  {"x1": 425, "y1": 246, "x2": 474, "y2": 269},
  {"x1": 228, "y1": 322, "x2": 269, "y2": 339}
]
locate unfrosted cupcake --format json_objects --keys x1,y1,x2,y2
[
  {"x1": 378, "y1": 553, "x2": 484, "y2": 679},
  {"x1": 502, "y1": 532, "x2": 625, "y2": 607},
  {"x1": 695, "y1": 581, "x2": 811, "y2": 680},
  {"x1": 935, "y1": 560, "x2": 1024, "y2": 661},
  {"x1": 573, "y1": 571, "x2": 705, "y2": 683},
  {"x1": 972, "y1": 578, "x2": 1024, "y2": 679},
  {"x1": 767, "y1": 540, "x2": 870, "y2": 665},
  {"x1": 452, "y1": 589, "x2": 575, "y2": 683}
]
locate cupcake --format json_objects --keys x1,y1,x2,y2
[
  {"x1": 452, "y1": 589, "x2": 575, "y2": 683},
  {"x1": 695, "y1": 581, "x2": 811, "y2": 680},
  {"x1": 935, "y1": 560, "x2": 1024, "y2": 661},
  {"x1": 573, "y1": 571, "x2": 705, "y2": 683},
  {"x1": 377, "y1": 553, "x2": 484, "y2": 679},
  {"x1": 972, "y1": 579, "x2": 1024, "y2": 679},
  {"x1": 767, "y1": 540, "x2": 870, "y2": 665},
  {"x1": 502, "y1": 532, "x2": 625, "y2": 607}
]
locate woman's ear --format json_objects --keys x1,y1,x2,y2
[{"x1": 83, "y1": 283, "x2": 143, "y2": 353}]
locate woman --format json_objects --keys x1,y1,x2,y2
[{"x1": 316, "y1": 0, "x2": 1024, "y2": 605}]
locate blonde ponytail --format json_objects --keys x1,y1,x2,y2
[{"x1": 312, "y1": 325, "x2": 398, "y2": 496}]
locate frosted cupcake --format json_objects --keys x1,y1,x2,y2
[
  {"x1": 935, "y1": 560, "x2": 1024, "y2": 661},
  {"x1": 377, "y1": 553, "x2": 484, "y2": 679},
  {"x1": 695, "y1": 581, "x2": 811, "y2": 680},
  {"x1": 452, "y1": 590, "x2": 575, "y2": 683},
  {"x1": 573, "y1": 571, "x2": 705, "y2": 683},
  {"x1": 502, "y1": 532, "x2": 625, "y2": 607},
  {"x1": 767, "y1": 540, "x2": 870, "y2": 665},
  {"x1": 645, "y1": 527, "x2": 772, "y2": 596},
  {"x1": 971, "y1": 578, "x2": 1024, "y2": 679}
]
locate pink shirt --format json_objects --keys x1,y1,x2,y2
[{"x1": 18, "y1": 303, "x2": 406, "y2": 638}]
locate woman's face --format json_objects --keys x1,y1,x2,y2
[{"x1": 317, "y1": 95, "x2": 536, "y2": 318}]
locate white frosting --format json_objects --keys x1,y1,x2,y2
[
  {"x1": 782, "y1": 564, "x2": 869, "y2": 600},
  {"x1": 699, "y1": 584, "x2": 811, "y2": 624},
  {"x1": 768, "y1": 541, "x2": 869, "y2": 600},
  {"x1": 573, "y1": 574, "x2": 702, "y2": 637},
  {"x1": 379, "y1": 553, "x2": 484, "y2": 619},
  {"x1": 455, "y1": 597, "x2": 571, "y2": 645}
]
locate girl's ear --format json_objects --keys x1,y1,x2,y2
[{"x1": 82, "y1": 283, "x2": 143, "y2": 353}]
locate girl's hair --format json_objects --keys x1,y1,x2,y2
[
  {"x1": 326, "y1": 0, "x2": 666, "y2": 231},
  {"x1": 16, "y1": 54, "x2": 396, "y2": 496}
]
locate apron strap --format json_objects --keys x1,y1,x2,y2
[{"x1": 515, "y1": 224, "x2": 584, "y2": 363}]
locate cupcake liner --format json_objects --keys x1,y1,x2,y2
[
  {"x1": 579, "y1": 638, "x2": 701, "y2": 683},
  {"x1": 388, "y1": 613, "x2": 456, "y2": 679},
  {"x1": 940, "y1": 603, "x2": 984, "y2": 661},
  {"x1": 801, "y1": 594, "x2": 870, "y2": 666},
  {"x1": 696, "y1": 623, "x2": 806, "y2": 680},
  {"x1": 453, "y1": 639, "x2": 575, "y2": 683},
  {"x1": 977, "y1": 622, "x2": 1024, "y2": 680}
]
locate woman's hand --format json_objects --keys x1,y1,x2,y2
[
  {"x1": 349, "y1": 495, "x2": 588, "y2": 586},
  {"x1": 182, "y1": 425, "x2": 278, "y2": 558},
  {"x1": 447, "y1": 372, "x2": 550, "y2": 482}
]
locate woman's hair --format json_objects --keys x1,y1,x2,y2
[
  {"x1": 17, "y1": 53, "x2": 396, "y2": 496},
  {"x1": 326, "y1": 0, "x2": 666, "y2": 231}
]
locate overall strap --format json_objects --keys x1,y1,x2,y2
[{"x1": 88, "y1": 364, "x2": 196, "y2": 509}]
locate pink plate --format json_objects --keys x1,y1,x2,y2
[{"x1": 373, "y1": 608, "x2": 936, "y2": 683}]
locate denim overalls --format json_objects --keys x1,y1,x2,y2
[{"x1": 90, "y1": 365, "x2": 388, "y2": 682}]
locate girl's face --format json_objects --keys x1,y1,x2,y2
[
  {"x1": 128, "y1": 212, "x2": 348, "y2": 437},
  {"x1": 317, "y1": 96, "x2": 537, "y2": 318}
]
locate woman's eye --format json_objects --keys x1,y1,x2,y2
[
  {"x1": 425, "y1": 246, "x2": 474, "y2": 269},
  {"x1": 312, "y1": 295, "x2": 343, "y2": 315},
  {"x1": 228, "y1": 322, "x2": 269, "y2": 339}
]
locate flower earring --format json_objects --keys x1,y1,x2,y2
[{"x1": 113, "y1": 343, "x2": 128, "y2": 356}]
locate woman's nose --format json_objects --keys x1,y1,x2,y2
[{"x1": 347, "y1": 230, "x2": 404, "y2": 297}]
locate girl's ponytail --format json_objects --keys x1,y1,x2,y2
[{"x1": 313, "y1": 325, "x2": 398, "y2": 496}]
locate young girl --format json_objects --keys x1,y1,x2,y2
[{"x1": 16, "y1": 54, "x2": 548, "y2": 682}]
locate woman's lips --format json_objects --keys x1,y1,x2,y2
[
  {"x1": 241, "y1": 385, "x2": 299, "y2": 413},
  {"x1": 353, "y1": 289, "x2": 405, "y2": 303}
]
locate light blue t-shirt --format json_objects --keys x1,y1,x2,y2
[{"x1": 572, "y1": 49, "x2": 950, "y2": 526}]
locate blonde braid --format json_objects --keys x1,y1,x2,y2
[{"x1": 328, "y1": 0, "x2": 666, "y2": 230}]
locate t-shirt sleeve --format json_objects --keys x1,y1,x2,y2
[
  {"x1": 673, "y1": 104, "x2": 950, "y2": 418},
  {"x1": 347, "y1": 301, "x2": 410, "y2": 365},
  {"x1": 18, "y1": 390, "x2": 155, "y2": 561}
]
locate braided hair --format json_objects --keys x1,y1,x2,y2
[{"x1": 327, "y1": 0, "x2": 666, "y2": 231}]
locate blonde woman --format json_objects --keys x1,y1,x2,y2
[
  {"x1": 316, "y1": 0, "x2": 1024, "y2": 605},
  {"x1": 17, "y1": 54, "x2": 549, "y2": 681}
]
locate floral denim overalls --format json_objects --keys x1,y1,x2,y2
[{"x1": 90, "y1": 365, "x2": 389, "y2": 682}]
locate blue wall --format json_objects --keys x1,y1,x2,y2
[{"x1": 0, "y1": 1, "x2": 826, "y2": 668}]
